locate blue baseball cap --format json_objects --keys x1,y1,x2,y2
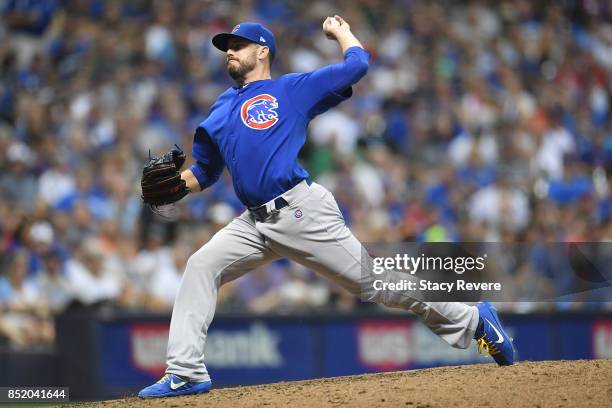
[{"x1": 212, "y1": 22, "x2": 277, "y2": 58}]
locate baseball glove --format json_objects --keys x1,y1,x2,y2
[{"x1": 141, "y1": 145, "x2": 189, "y2": 206}]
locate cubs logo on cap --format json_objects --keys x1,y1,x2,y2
[
  {"x1": 212, "y1": 22, "x2": 277, "y2": 57},
  {"x1": 240, "y1": 94, "x2": 279, "y2": 130}
]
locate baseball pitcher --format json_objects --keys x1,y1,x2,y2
[{"x1": 138, "y1": 16, "x2": 515, "y2": 398}]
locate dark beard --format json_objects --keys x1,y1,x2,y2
[{"x1": 227, "y1": 58, "x2": 256, "y2": 84}]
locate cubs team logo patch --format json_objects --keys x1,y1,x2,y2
[{"x1": 240, "y1": 94, "x2": 279, "y2": 130}]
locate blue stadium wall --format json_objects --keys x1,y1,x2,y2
[{"x1": 2, "y1": 311, "x2": 611, "y2": 400}]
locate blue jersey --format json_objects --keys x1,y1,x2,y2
[{"x1": 189, "y1": 46, "x2": 369, "y2": 208}]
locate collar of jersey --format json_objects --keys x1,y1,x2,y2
[{"x1": 232, "y1": 78, "x2": 272, "y2": 92}]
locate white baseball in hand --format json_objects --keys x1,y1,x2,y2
[{"x1": 323, "y1": 16, "x2": 341, "y2": 39}]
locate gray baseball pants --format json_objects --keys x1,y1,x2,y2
[{"x1": 166, "y1": 180, "x2": 479, "y2": 382}]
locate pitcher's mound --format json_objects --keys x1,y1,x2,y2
[{"x1": 75, "y1": 360, "x2": 612, "y2": 408}]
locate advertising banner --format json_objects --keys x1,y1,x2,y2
[
  {"x1": 98, "y1": 318, "x2": 317, "y2": 395},
  {"x1": 92, "y1": 313, "x2": 611, "y2": 397}
]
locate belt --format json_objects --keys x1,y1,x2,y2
[
  {"x1": 248, "y1": 179, "x2": 311, "y2": 222},
  {"x1": 249, "y1": 196, "x2": 289, "y2": 222}
]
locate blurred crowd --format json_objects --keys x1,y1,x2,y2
[{"x1": 1, "y1": 0, "x2": 612, "y2": 348}]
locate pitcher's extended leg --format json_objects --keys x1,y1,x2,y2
[
  {"x1": 166, "y1": 211, "x2": 279, "y2": 381},
  {"x1": 258, "y1": 182, "x2": 479, "y2": 349}
]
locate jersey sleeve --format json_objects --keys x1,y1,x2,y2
[
  {"x1": 283, "y1": 46, "x2": 370, "y2": 118},
  {"x1": 190, "y1": 126, "x2": 225, "y2": 190}
]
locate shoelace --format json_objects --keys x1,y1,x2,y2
[
  {"x1": 477, "y1": 336, "x2": 501, "y2": 356},
  {"x1": 156, "y1": 374, "x2": 170, "y2": 384}
]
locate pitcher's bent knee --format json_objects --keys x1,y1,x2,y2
[{"x1": 182, "y1": 247, "x2": 221, "y2": 287}]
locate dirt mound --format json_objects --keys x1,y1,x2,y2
[{"x1": 73, "y1": 360, "x2": 611, "y2": 408}]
